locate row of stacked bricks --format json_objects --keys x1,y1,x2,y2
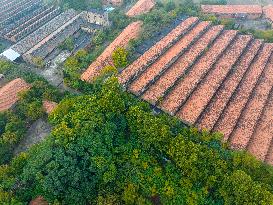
[
  {"x1": 0, "y1": 3, "x2": 44, "y2": 36},
  {"x1": 26, "y1": 14, "x2": 83, "y2": 61},
  {"x1": 0, "y1": 0, "x2": 21, "y2": 13},
  {"x1": 0, "y1": 0, "x2": 41, "y2": 23},
  {"x1": 263, "y1": 5, "x2": 273, "y2": 25},
  {"x1": 126, "y1": 0, "x2": 156, "y2": 17},
  {"x1": 201, "y1": 5, "x2": 263, "y2": 19},
  {"x1": 11, "y1": 9, "x2": 78, "y2": 54},
  {"x1": 128, "y1": 20, "x2": 212, "y2": 95},
  {"x1": 0, "y1": 0, "x2": 23, "y2": 19},
  {"x1": 4, "y1": 6, "x2": 61, "y2": 42},
  {"x1": 118, "y1": 17, "x2": 273, "y2": 165},
  {"x1": 0, "y1": 78, "x2": 30, "y2": 112},
  {"x1": 81, "y1": 21, "x2": 143, "y2": 82},
  {"x1": 201, "y1": 4, "x2": 273, "y2": 26}
]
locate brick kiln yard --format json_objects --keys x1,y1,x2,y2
[{"x1": 118, "y1": 17, "x2": 273, "y2": 165}]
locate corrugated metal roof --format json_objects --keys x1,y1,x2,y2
[{"x1": 0, "y1": 48, "x2": 21, "y2": 61}]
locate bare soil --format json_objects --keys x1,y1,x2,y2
[{"x1": 14, "y1": 118, "x2": 52, "y2": 155}]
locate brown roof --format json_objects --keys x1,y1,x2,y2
[
  {"x1": 118, "y1": 17, "x2": 273, "y2": 165},
  {"x1": 126, "y1": 0, "x2": 156, "y2": 17},
  {"x1": 201, "y1": 4, "x2": 263, "y2": 15},
  {"x1": 43, "y1": 100, "x2": 57, "y2": 114},
  {"x1": 81, "y1": 21, "x2": 143, "y2": 82},
  {"x1": 29, "y1": 196, "x2": 48, "y2": 205},
  {"x1": 0, "y1": 78, "x2": 30, "y2": 112}
]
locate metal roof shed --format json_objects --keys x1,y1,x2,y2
[{"x1": 0, "y1": 48, "x2": 21, "y2": 61}]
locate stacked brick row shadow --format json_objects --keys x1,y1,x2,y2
[{"x1": 117, "y1": 17, "x2": 273, "y2": 165}]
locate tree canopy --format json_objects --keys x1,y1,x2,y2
[{"x1": 1, "y1": 77, "x2": 273, "y2": 204}]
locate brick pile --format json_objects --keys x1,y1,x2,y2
[
  {"x1": 126, "y1": 0, "x2": 156, "y2": 17},
  {"x1": 118, "y1": 17, "x2": 273, "y2": 165},
  {"x1": 81, "y1": 21, "x2": 143, "y2": 82},
  {"x1": 43, "y1": 100, "x2": 57, "y2": 114},
  {"x1": 0, "y1": 78, "x2": 30, "y2": 112},
  {"x1": 201, "y1": 4, "x2": 263, "y2": 19},
  {"x1": 263, "y1": 5, "x2": 273, "y2": 24}
]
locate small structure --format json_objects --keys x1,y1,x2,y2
[
  {"x1": 81, "y1": 21, "x2": 143, "y2": 82},
  {"x1": 126, "y1": 0, "x2": 156, "y2": 17},
  {"x1": 43, "y1": 100, "x2": 58, "y2": 114},
  {"x1": 103, "y1": 0, "x2": 123, "y2": 6},
  {"x1": 0, "y1": 78, "x2": 30, "y2": 112},
  {"x1": 201, "y1": 5, "x2": 263, "y2": 19},
  {"x1": 0, "y1": 48, "x2": 21, "y2": 62}
]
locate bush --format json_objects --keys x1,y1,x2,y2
[
  {"x1": 112, "y1": 47, "x2": 129, "y2": 69},
  {"x1": 1, "y1": 77, "x2": 272, "y2": 204}
]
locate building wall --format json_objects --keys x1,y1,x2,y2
[
  {"x1": 81, "y1": 11, "x2": 110, "y2": 27},
  {"x1": 102, "y1": 0, "x2": 123, "y2": 6}
]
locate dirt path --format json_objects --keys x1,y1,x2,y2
[{"x1": 14, "y1": 118, "x2": 52, "y2": 155}]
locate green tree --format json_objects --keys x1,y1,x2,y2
[
  {"x1": 112, "y1": 48, "x2": 129, "y2": 69},
  {"x1": 220, "y1": 170, "x2": 273, "y2": 205}
]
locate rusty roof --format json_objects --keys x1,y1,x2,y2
[
  {"x1": 118, "y1": 17, "x2": 273, "y2": 165},
  {"x1": 0, "y1": 78, "x2": 30, "y2": 112}
]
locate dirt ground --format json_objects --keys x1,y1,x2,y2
[{"x1": 13, "y1": 118, "x2": 52, "y2": 155}]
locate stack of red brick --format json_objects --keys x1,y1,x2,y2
[
  {"x1": 81, "y1": 21, "x2": 143, "y2": 82},
  {"x1": 126, "y1": 0, "x2": 156, "y2": 17},
  {"x1": 263, "y1": 5, "x2": 273, "y2": 24},
  {"x1": 117, "y1": 16, "x2": 273, "y2": 165},
  {"x1": 0, "y1": 78, "x2": 30, "y2": 112},
  {"x1": 43, "y1": 100, "x2": 58, "y2": 114},
  {"x1": 102, "y1": 0, "x2": 123, "y2": 6},
  {"x1": 201, "y1": 4, "x2": 263, "y2": 19}
]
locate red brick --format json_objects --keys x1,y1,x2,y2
[
  {"x1": 176, "y1": 35, "x2": 251, "y2": 124},
  {"x1": 142, "y1": 25, "x2": 223, "y2": 105},
  {"x1": 197, "y1": 40, "x2": 262, "y2": 131}
]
